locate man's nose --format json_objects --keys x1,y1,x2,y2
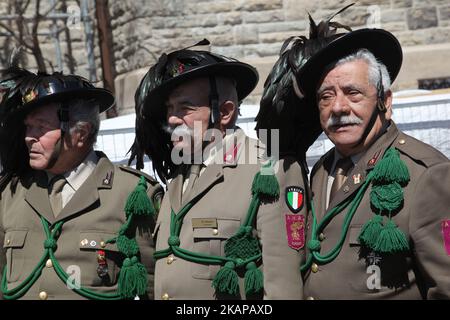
[
  {"x1": 331, "y1": 93, "x2": 350, "y2": 115},
  {"x1": 167, "y1": 113, "x2": 183, "y2": 126}
]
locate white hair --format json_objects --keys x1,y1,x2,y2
[
  {"x1": 335, "y1": 48, "x2": 391, "y2": 94},
  {"x1": 67, "y1": 99, "x2": 100, "y2": 145}
]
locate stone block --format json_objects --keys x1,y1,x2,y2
[
  {"x1": 235, "y1": 25, "x2": 259, "y2": 45},
  {"x1": 439, "y1": 6, "x2": 450, "y2": 21},
  {"x1": 217, "y1": 12, "x2": 243, "y2": 25},
  {"x1": 407, "y1": 7, "x2": 438, "y2": 30},
  {"x1": 243, "y1": 10, "x2": 284, "y2": 23},
  {"x1": 234, "y1": 0, "x2": 282, "y2": 11}
]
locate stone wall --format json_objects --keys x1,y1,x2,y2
[
  {"x1": 110, "y1": 0, "x2": 450, "y2": 114},
  {"x1": 1, "y1": 0, "x2": 450, "y2": 115}
]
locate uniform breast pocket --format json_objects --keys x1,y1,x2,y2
[
  {"x1": 3, "y1": 229, "x2": 28, "y2": 283},
  {"x1": 191, "y1": 218, "x2": 241, "y2": 280},
  {"x1": 78, "y1": 231, "x2": 123, "y2": 287}
]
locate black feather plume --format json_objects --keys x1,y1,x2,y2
[{"x1": 256, "y1": 4, "x2": 353, "y2": 159}]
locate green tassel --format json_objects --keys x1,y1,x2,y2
[
  {"x1": 251, "y1": 162, "x2": 279, "y2": 198},
  {"x1": 370, "y1": 182, "x2": 404, "y2": 212},
  {"x1": 212, "y1": 261, "x2": 239, "y2": 296},
  {"x1": 118, "y1": 256, "x2": 147, "y2": 299},
  {"x1": 117, "y1": 235, "x2": 140, "y2": 257},
  {"x1": 224, "y1": 226, "x2": 261, "y2": 260},
  {"x1": 374, "y1": 219, "x2": 409, "y2": 254},
  {"x1": 372, "y1": 148, "x2": 410, "y2": 185},
  {"x1": 124, "y1": 176, "x2": 155, "y2": 218},
  {"x1": 358, "y1": 214, "x2": 384, "y2": 248},
  {"x1": 244, "y1": 262, "x2": 263, "y2": 296}
]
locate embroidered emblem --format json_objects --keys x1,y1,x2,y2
[
  {"x1": 368, "y1": 150, "x2": 382, "y2": 167},
  {"x1": 442, "y1": 220, "x2": 450, "y2": 255},
  {"x1": 96, "y1": 250, "x2": 109, "y2": 278},
  {"x1": 80, "y1": 238, "x2": 89, "y2": 246},
  {"x1": 285, "y1": 186, "x2": 304, "y2": 213},
  {"x1": 223, "y1": 143, "x2": 241, "y2": 164},
  {"x1": 22, "y1": 89, "x2": 37, "y2": 104},
  {"x1": 353, "y1": 173, "x2": 361, "y2": 184},
  {"x1": 285, "y1": 214, "x2": 305, "y2": 250}
]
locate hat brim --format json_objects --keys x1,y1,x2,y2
[
  {"x1": 23, "y1": 88, "x2": 115, "y2": 114},
  {"x1": 144, "y1": 61, "x2": 259, "y2": 112},
  {"x1": 296, "y1": 28, "x2": 403, "y2": 97}
]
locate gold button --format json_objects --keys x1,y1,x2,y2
[
  {"x1": 100, "y1": 241, "x2": 106, "y2": 248},
  {"x1": 39, "y1": 291, "x2": 48, "y2": 300},
  {"x1": 306, "y1": 296, "x2": 315, "y2": 300},
  {"x1": 343, "y1": 185, "x2": 349, "y2": 193},
  {"x1": 319, "y1": 233, "x2": 325, "y2": 241},
  {"x1": 45, "y1": 259, "x2": 53, "y2": 268},
  {"x1": 212, "y1": 229, "x2": 219, "y2": 236},
  {"x1": 167, "y1": 255, "x2": 174, "y2": 265},
  {"x1": 311, "y1": 263, "x2": 319, "y2": 273},
  {"x1": 6, "y1": 239, "x2": 10, "y2": 245},
  {"x1": 161, "y1": 293, "x2": 170, "y2": 300},
  {"x1": 399, "y1": 139, "x2": 406, "y2": 145}
]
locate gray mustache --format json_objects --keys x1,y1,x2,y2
[
  {"x1": 327, "y1": 115, "x2": 363, "y2": 128},
  {"x1": 163, "y1": 124, "x2": 194, "y2": 138}
]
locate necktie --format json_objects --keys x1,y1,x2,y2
[
  {"x1": 49, "y1": 175, "x2": 67, "y2": 217},
  {"x1": 329, "y1": 157, "x2": 353, "y2": 203},
  {"x1": 182, "y1": 164, "x2": 201, "y2": 201}
]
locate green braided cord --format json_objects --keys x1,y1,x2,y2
[
  {"x1": 243, "y1": 195, "x2": 260, "y2": 226},
  {"x1": 154, "y1": 179, "x2": 264, "y2": 297},
  {"x1": 300, "y1": 171, "x2": 374, "y2": 272},
  {"x1": 224, "y1": 227, "x2": 261, "y2": 260},
  {"x1": 116, "y1": 234, "x2": 140, "y2": 257},
  {"x1": 370, "y1": 182, "x2": 404, "y2": 212},
  {"x1": 371, "y1": 148, "x2": 410, "y2": 186},
  {"x1": 2, "y1": 217, "x2": 120, "y2": 300}
]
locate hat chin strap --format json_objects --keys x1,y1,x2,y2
[
  {"x1": 46, "y1": 103, "x2": 69, "y2": 171},
  {"x1": 353, "y1": 78, "x2": 388, "y2": 150},
  {"x1": 208, "y1": 76, "x2": 220, "y2": 128}
]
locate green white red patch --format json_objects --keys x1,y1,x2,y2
[{"x1": 285, "y1": 186, "x2": 304, "y2": 213}]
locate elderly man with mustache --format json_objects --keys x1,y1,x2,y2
[
  {"x1": 129, "y1": 40, "x2": 306, "y2": 300},
  {"x1": 294, "y1": 27, "x2": 450, "y2": 299}
]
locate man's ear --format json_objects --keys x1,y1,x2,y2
[
  {"x1": 219, "y1": 101, "x2": 236, "y2": 129},
  {"x1": 383, "y1": 90, "x2": 393, "y2": 121},
  {"x1": 75, "y1": 123, "x2": 92, "y2": 148}
]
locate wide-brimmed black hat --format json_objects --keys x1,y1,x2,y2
[
  {"x1": 141, "y1": 49, "x2": 259, "y2": 113},
  {"x1": 295, "y1": 28, "x2": 403, "y2": 97},
  {"x1": 20, "y1": 72, "x2": 115, "y2": 113}
]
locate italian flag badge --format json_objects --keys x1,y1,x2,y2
[{"x1": 285, "y1": 186, "x2": 304, "y2": 213}]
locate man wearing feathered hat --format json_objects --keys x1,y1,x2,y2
[
  {"x1": 129, "y1": 40, "x2": 304, "y2": 299},
  {"x1": 293, "y1": 21, "x2": 450, "y2": 299},
  {"x1": 0, "y1": 67, "x2": 163, "y2": 300}
]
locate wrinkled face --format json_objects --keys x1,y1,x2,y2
[
  {"x1": 316, "y1": 59, "x2": 391, "y2": 156},
  {"x1": 24, "y1": 103, "x2": 62, "y2": 171},
  {"x1": 165, "y1": 77, "x2": 211, "y2": 153}
]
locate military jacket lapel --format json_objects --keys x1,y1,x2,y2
[
  {"x1": 55, "y1": 154, "x2": 113, "y2": 223},
  {"x1": 325, "y1": 122, "x2": 401, "y2": 212},
  {"x1": 25, "y1": 171, "x2": 55, "y2": 224}
]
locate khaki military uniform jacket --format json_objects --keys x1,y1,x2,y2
[
  {"x1": 0, "y1": 152, "x2": 163, "y2": 300},
  {"x1": 304, "y1": 122, "x2": 450, "y2": 299},
  {"x1": 154, "y1": 129, "x2": 307, "y2": 300}
]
